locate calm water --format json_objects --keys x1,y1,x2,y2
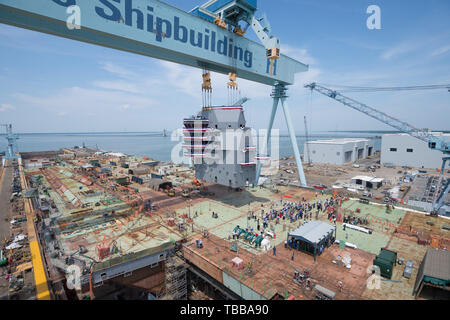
[{"x1": 1, "y1": 131, "x2": 382, "y2": 162}]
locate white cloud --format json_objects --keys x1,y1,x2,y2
[
  {"x1": 158, "y1": 61, "x2": 270, "y2": 101},
  {"x1": 381, "y1": 41, "x2": 421, "y2": 60},
  {"x1": 279, "y1": 45, "x2": 321, "y2": 92},
  {"x1": 157, "y1": 45, "x2": 320, "y2": 102},
  {"x1": 93, "y1": 80, "x2": 141, "y2": 93},
  {"x1": 119, "y1": 104, "x2": 131, "y2": 111},
  {"x1": 13, "y1": 87, "x2": 156, "y2": 113},
  {"x1": 321, "y1": 70, "x2": 391, "y2": 86},
  {"x1": 282, "y1": 45, "x2": 317, "y2": 66},
  {"x1": 99, "y1": 62, "x2": 137, "y2": 79},
  {"x1": 159, "y1": 61, "x2": 202, "y2": 98},
  {"x1": 0, "y1": 104, "x2": 15, "y2": 112},
  {"x1": 431, "y1": 45, "x2": 450, "y2": 57}
]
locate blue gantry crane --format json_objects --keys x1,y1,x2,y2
[
  {"x1": 1, "y1": 124, "x2": 20, "y2": 166},
  {"x1": 190, "y1": 0, "x2": 280, "y2": 75},
  {"x1": 0, "y1": 0, "x2": 309, "y2": 187},
  {"x1": 305, "y1": 82, "x2": 450, "y2": 215},
  {"x1": 190, "y1": 1, "x2": 307, "y2": 186}
]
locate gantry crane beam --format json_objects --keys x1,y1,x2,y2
[
  {"x1": 0, "y1": 0, "x2": 307, "y2": 86},
  {"x1": 305, "y1": 82, "x2": 449, "y2": 214}
]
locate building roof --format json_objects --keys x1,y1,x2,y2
[
  {"x1": 148, "y1": 178, "x2": 164, "y2": 188},
  {"x1": 352, "y1": 176, "x2": 384, "y2": 183},
  {"x1": 307, "y1": 138, "x2": 370, "y2": 145},
  {"x1": 106, "y1": 152, "x2": 126, "y2": 157},
  {"x1": 384, "y1": 132, "x2": 450, "y2": 138},
  {"x1": 130, "y1": 167, "x2": 150, "y2": 175},
  {"x1": 413, "y1": 248, "x2": 450, "y2": 294},
  {"x1": 420, "y1": 249, "x2": 450, "y2": 280},
  {"x1": 288, "y1": 221, "x2": 335, "y2": 245},
  {"x1": 377, "y1": 248, "x2": 397, "y2": 264},
  {"x1": 383, "y1": 132, "x2": 450, "y2": 144}
]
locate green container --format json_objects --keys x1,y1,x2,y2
[
  {"x1": 373, "y1": 258, "x2": 392, "y2": 279},
  {"x1": 373, "y1": 249, "x2": 397, "y2": 279},
  {"x1": 0, "y1": 258, "x2": 8, "y2": 267},
  {"x1": 115, "y1": 177, "x2": 128, "y2": 185}
]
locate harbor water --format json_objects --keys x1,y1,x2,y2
[{"x1": 1, "y1": 131, "x2": 383, "y2": 162}]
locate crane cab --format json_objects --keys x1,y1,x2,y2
[{"x1": 191, "y1": 0, "x2": 258, "y2": 27}]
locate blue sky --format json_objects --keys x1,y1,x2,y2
[{"x1": 0, "y1": 0, "x2": 449, "y2": 133}]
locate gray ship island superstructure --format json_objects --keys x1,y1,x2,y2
[{"x1": 183, "y1": 105, "x2": 257, "y2": 188}]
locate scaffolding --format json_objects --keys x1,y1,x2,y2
[{"x1": 160, "y1": 251, "x2": 187, "y2": 300}]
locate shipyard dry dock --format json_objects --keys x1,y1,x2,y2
[{"x1": 1, "y1": 149, "x2": 449, "y2": 300}]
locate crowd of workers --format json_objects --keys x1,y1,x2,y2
[{"x1": 243, "y1": 194, "x2": 343, "y2": 236}]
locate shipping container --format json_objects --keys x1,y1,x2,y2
[
  {"x1": 115, "y1": 177, "x2": 129, "y2": 185},
  {"x1": 131, "y1": 176, "x2": 144, "y2": 184},
  {"x1": 151, "y1": 173, "x2": 163, "y2": 179},
  {"x1": 373, "y1": 248, "x2": 397, "y2": 279}
]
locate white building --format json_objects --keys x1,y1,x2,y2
[
  {"x1": 304, "y1": 138, "x2": 374, "y2": 165},
  {"x1": 351, "y1": 176, "x2": 384, "y2": 190},
  {"x1": 381, "y1": 133, "x2": 450, "y2": 169}
]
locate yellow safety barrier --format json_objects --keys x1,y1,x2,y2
[{"x1": 29, "y1": 241, "x2": 51, "y2": 300}]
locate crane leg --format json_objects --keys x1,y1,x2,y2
[
  {"x1": 279, "y1": 95, "x2": 307, "y2": 187},
  {"x1": 256, "y1": 96, "x2": 279, "y2": 184},
  {"x1": 440, "y1": 157, "x2": 448, "y2": 176},
  {"x1": 433, "y1": 157, "x2": 450, "y2": 214}
]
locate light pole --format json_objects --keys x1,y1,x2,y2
[{"x1": 188, "y1": 199, "x2": 192, "y2": 219}]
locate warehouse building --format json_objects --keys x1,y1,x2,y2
[
  {"x1": 128, "y1": 167, "x2": 151, "y2": 176},
  {"x1": 304, "y1": 138, "x2": 374, "y2": 165},
  {"x1": 351, "y1": 176, "x2": 384, "y2": 190},
  {"x1": 413, "y1": 248, "x2": 450, "y2": 299},
  {"x1": 380, "y1": 132, "x2": 450, "y2": 169}
]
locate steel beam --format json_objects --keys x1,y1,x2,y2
[
  {"x1": 255, "y1": 95, "x2": 279, "y2": 183},
  {"x1": 256, "y1": 84, "x2": 307, "y2": 187},
  {"x1": 279, "y1": 90, "x2": 307, "y2": 187}
]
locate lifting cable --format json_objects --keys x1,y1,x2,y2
[
  {"x1": 227, "y1": 24, "x2": 239, "y2": 106},
  {"x1": 202, "y1": 67, "x2": 212, "y2": 109},
  {"x1": 308, "y1": 88, "x2": 313, "y2": 138},
  {"x1": 228, "y1": 72, "x2": 239, "y2": 105}
]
